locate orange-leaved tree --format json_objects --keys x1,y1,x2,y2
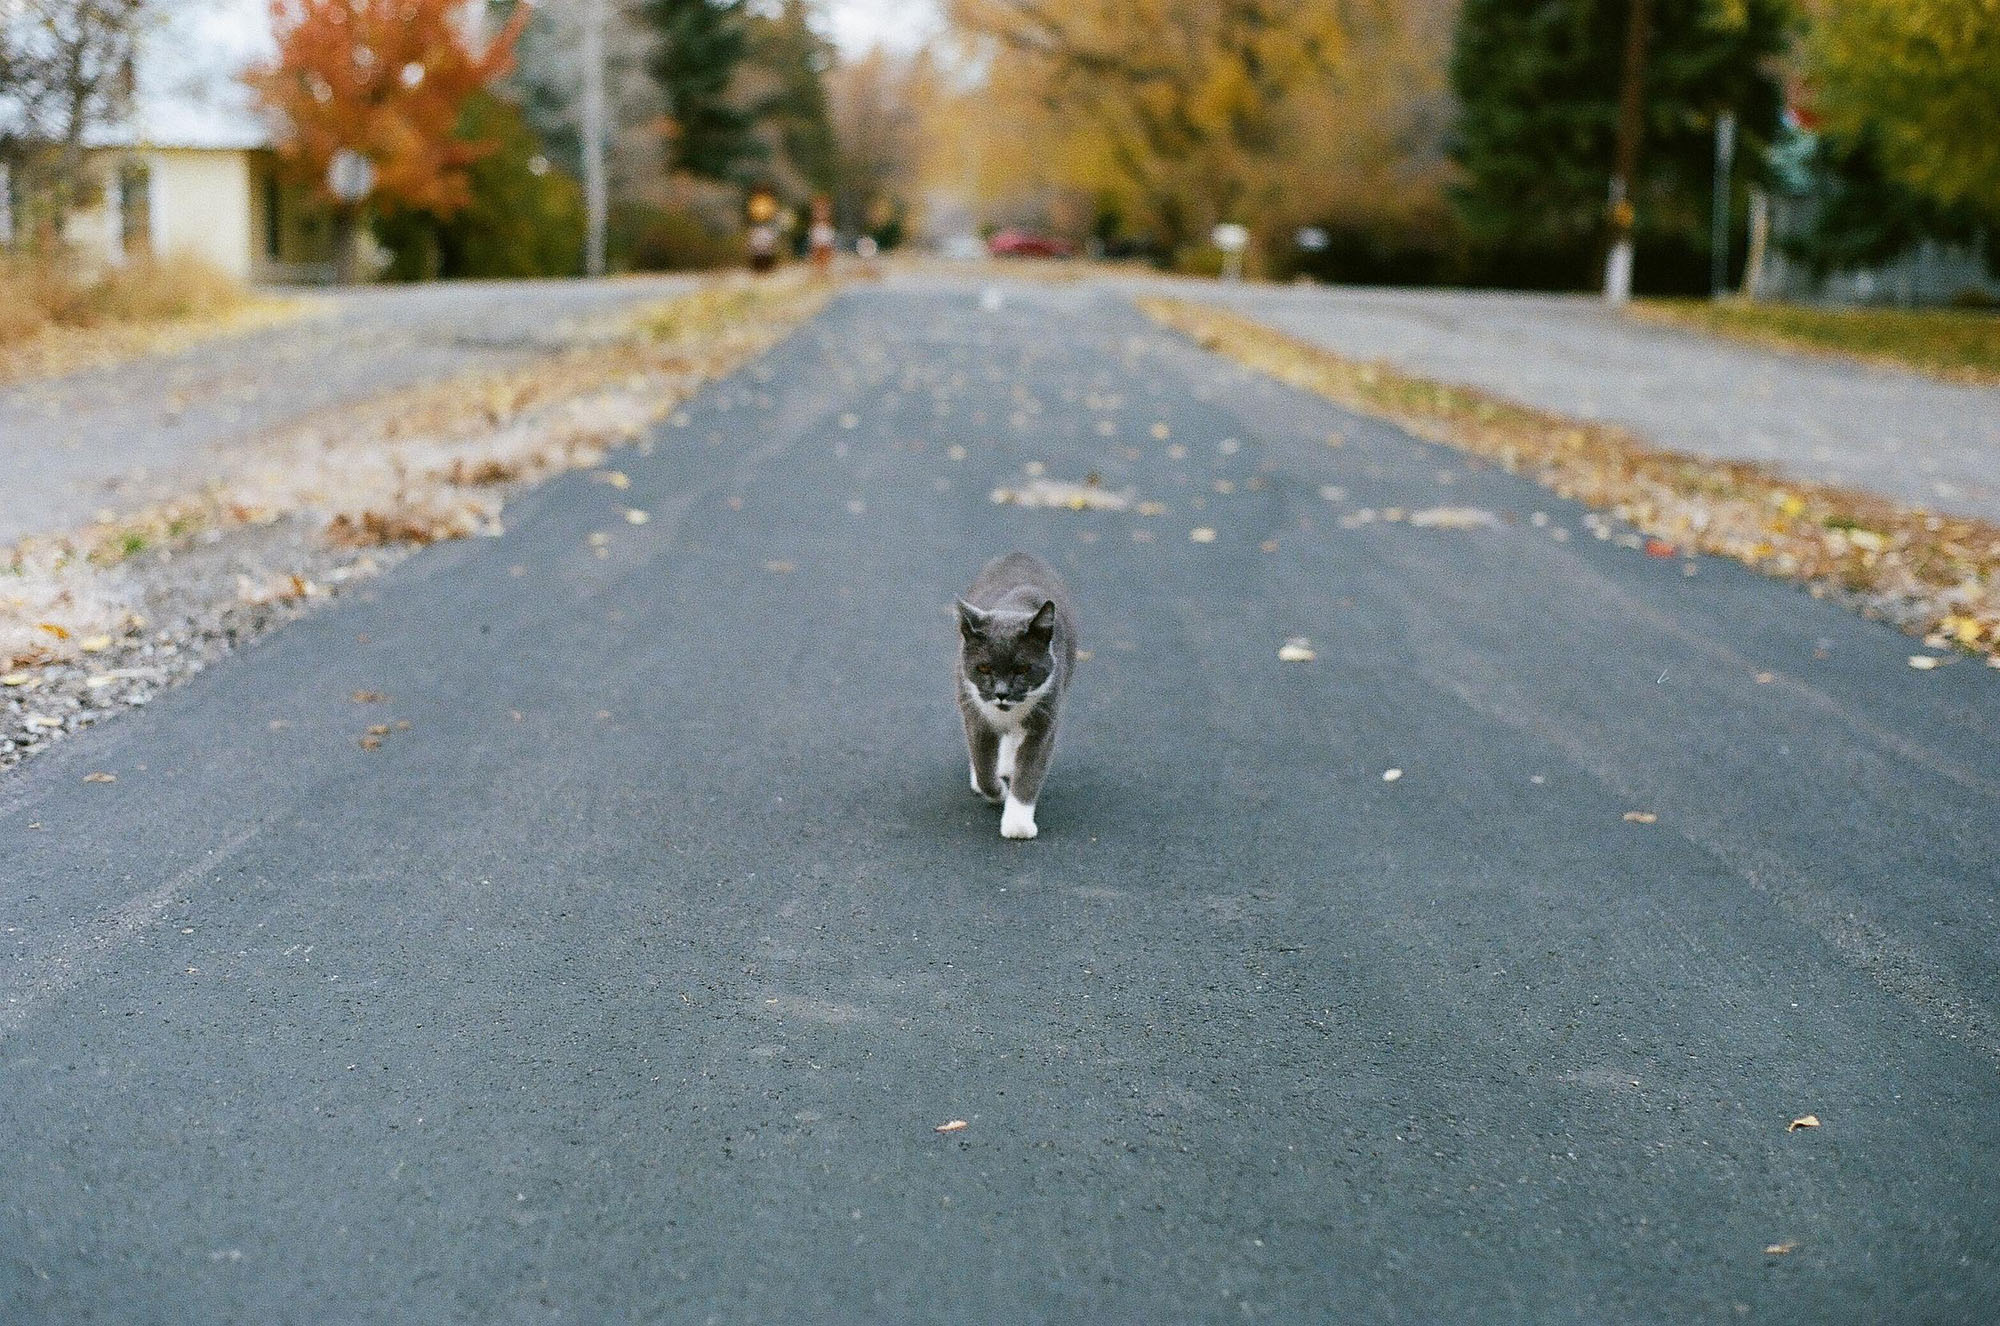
[{"x1": 249, "y1": 0, "x2": 529, "y2": 217}]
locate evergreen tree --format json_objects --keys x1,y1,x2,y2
[
  {"x1": 748, "y1": 0, "x2": 838, "y2": 197},
  {"x1": 1448, "y1": 0, "x2": 1790, "y2": 292},
  {"x1": 642, "y1": 0, "x2": 764, "y2": 182}
]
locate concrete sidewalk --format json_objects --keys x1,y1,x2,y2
[{"x1": 1146, "y1": 281, "x2": 2000, "y2": 524}]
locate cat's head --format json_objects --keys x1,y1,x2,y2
[{"x1": 957, "y1": 599, "x2": 1057, "y2": 710}]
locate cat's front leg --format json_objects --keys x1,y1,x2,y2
[
  {"x1": 963, "y1": 714, "x2": 1004, "y2": 804},
  {"x1": 999, "y1": 720, "x2": 1054, "y2": 840}
]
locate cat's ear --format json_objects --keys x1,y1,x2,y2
[
  {"x1": 955, "y1": 599, "x2": 987, "y2": 641},
  {"x1": 1025, "y1": 599, "x2": 1057, "y2": 642}
]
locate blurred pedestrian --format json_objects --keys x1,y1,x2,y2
[
  {"x1": 808, "y1": 195, "x2": 836, "y2": 279},
  {"x1": 746, "y1": 187, "x2": 780, "y2": 274}
]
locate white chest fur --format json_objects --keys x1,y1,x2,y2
[{"x1": 964, "y1": 678, "x2": 1049, "y2": 734}]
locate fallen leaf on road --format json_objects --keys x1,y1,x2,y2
[
  {"x1": 1135, "y1": 500, "x2": 1168, "y2": 517},
  {"x1": 359, "y1": 735, "x2": 382, "y2": 750},
  {"x1": 1190, "y1": 527, "x2": 1216, "y2": 543},
  {"x1": 1644, "y1": 538, "x2": 1677, "y2": 557},
  {"x1": 625, "y1": 508, "x2": 650, "y2": 525},
  {"x1": 1278, "y1": 638, "x2": 1316, "y2": 662},
  {"x1": 1408, "y1": 506, "x2": 1500, "y2": 530},
  {"x1": 1318, "y1": 485, "x2": 1346, "y2": 502},
  {"x1": 1755, "y1": 672, "x2": 1775, "y2": 684},
  {"x1": 1, "y1": 672, "x2": 30, "y2": 686},
  {"x1": 1907, "y1": 655, "x2": 1941, "y2": 670},
  {"x1": 78, "y1": 634, "x2": 112, "y2": 653},
  {"x1": 365, "y1": 724, "x2": 391, "y2": 736},
  {"x1": 839, "y1": 413, "x2": 859, "y2": 429},
  {"x1": 1788, "y1": 1115, "x2": 1820, "y2": 1132},
  {"x1": 594, "y1": 470, "x2": 631, "y2": 489},
  {"x1": 1382, "y1": 768, "x2": 1402, "y2": 782},
  {"x1": 83, "y1": 772, "x2": 116, "y2": 783},
  {"x1": 1623, "y1": 811, "x2": 1658, "y2": 823},
  {"x1": 766, "y1": 560, "x2": 796, "y2": 573},
  {"x1": 25, "y1": 714, "x2": 61, "y2": 729},
  {"x1": 1764, "y1": 1241, "x2": 1798, "y2": 1256},
  {"x1": 38, "y1": 622, "x2": 70, "y2": 640},
  {"x1": 990, "y1": 479, "x2": 1133, "y2": 512},
  {"x1": 934, "y1": 1120, "x2": 968, "y2": 1134},
  {"x1": 351, "y1": 691, "x2": 388, "y2": 704},
  {"x1": 1338, "y1": 509, "x2": 1378, "y2": 529},
  {"x1": 1151, "y1": 423, "x2": 1170, "y2": 440}
]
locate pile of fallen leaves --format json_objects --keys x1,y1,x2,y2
[
  {"x1": 1139, "y1": 296, "x2": 2000, "y2": 665},
  {"x1": 2, "y1": 275, "x2": 827, "y2": 677}
]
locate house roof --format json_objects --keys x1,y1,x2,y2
[{"x1": 85, "y1": 0, "x2": 275, "y2": 151}]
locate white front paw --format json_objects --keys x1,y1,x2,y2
[{"x1": 1000, "y1": 797, "x2": 1038, "y2": 840}]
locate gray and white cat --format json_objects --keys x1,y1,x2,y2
[{"x1": 954, "y1": 552, "x2": 1078, "y2": 840}]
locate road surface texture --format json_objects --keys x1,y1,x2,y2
[
  {"x1": 1146, "y1": 280, "x2": 2000, "y2": 524},
  {"x1": 0, "y1": 275, "x2": 696, "y2": 546},
  {"x1": 4, "y1": 275, "x2": 1997, "y2": 1322}
]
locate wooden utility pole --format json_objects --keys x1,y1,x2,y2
[{"x1": 1604, "y1": 0, "x2": 1652, "y2": 306}]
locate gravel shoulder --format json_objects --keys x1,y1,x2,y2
[
  {"x1": 0, "y1": 275, "x2": 700, "y2": 547},
  {"x1": 1136, "y1": 279, "x2": 2000, "y2": 524}
]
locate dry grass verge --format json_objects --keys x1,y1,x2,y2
[
  {"x1": 1, "y1": 273, "x2": 830, "y2": 768},
  {"x1": 1631, "y1": 298, "x2": 2000, "y2": 387},
  {"x1": 1139, "y1": 295, "x2": 1999, "y2": 666},
  {"x1": 0, "y1": 249, "x2": 309, "y2": 384}
]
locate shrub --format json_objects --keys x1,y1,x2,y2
[
  {"x1": 0, "y1": 249, "x2": 245, "y2": 346},
  {"x1": 614, "y1": 203, "x2": 743, "y2": 272}
]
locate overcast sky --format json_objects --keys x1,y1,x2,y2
[
  {"x1": 136, "y1": 0, "x2": 946, "y2": 145},
  {"x1": 824, "y1": 0, "x2": 943, "y2": 55}
]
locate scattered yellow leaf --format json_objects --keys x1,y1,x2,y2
[
  {"x1": 934, "y1": 1120, "x2": 968, "y2": 1134},
  {"x1": 83, "y1": 771, "x2": 116, "y2": 783},
  {"x1": 1150, "y1": 422, "x2": 1170, "y2": 440},
  {"x1": 351, "y1": 691, "x2": 388, "y2": 704},
  {"x1": 1, "y1": 672, "x2": 30, "y2": 687},
  {"x1": 1764, "y1": 1241, "x2": 1798, "y2": 1256},
  {"x1": 1190, "y1": 527, "x2": 1217, "y2": 543},
  {"x1": 625, "y1": 508, "x2": 650, "y2": 525},
  {"x1": 765, "y1": 560, "x2": 796, "y2": 573},
  {"x1": 1382, "y1": 768, "x2": 1403, "y2": 782},
  {"x1": 1277, "y1": 639, "x2": 1316, "y2": 662},
  {"x1": 1788, "y1": 1115, "x2": 1820, "y2": 1132},
  {"x1": 1623, "y1": 811, "x2": 1658, "y2": 824},
  {"x1": 38, "y1": 622, "x2": 70, "y2": 640},
  {"x1": 359, "y1": 734, "x2": 383, "y2": 751},
  {"x1": 78, "y1": 634, "x2": 112, "y2": 653},
  {"x1": 365, "y1": 724, "x2": 391, "y2": 736},
  {"x1": 1907, "y1": 655, "x2": 1941, "y2": 670}
]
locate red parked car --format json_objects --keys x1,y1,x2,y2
[{"x1": 987, "y1": 228, "x2": 1075, "y2": 259}]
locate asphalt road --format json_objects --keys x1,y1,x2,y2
[
  {"x1": 1146, "y1": 281, "x2": 2000, "y2": 524},
  {"x1": 0, "y1": 275, "x2": 697, "y2": 545},
  {"x1": 4, "y1": 276, "x2": 1998, "y2": 1322}
]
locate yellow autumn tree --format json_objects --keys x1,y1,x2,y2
[
  {"x1": 1811, "y1": 0, "x2": 2000, "y2": 222},
  {"x1": 944, "y1": 0, "x2": 1349, "y2": 264}
]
